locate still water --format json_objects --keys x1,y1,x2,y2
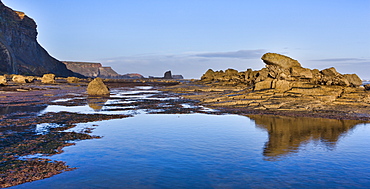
[{"x1": 11, "y1": 86, "x2": 370, "y2": 188}]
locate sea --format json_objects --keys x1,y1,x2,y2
[{"x1": 9, "y1": 85, "x2": 370, "y2": 189}]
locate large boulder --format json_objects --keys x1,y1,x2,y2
[
  {"x1": 87, "y1": 77, "x2": 110, "y2": 95},
  {"x1": 41, "y1": 74, "x2": 56, "y2": 84},
  {"x1": 261, "y1": 53, "x2": 301, "y2": 69}
]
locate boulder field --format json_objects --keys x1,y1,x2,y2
[{"x1": 165, "y1": 53, "x2": 370, "y2": 120}]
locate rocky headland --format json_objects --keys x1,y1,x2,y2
[
  {"x1": 0, "y1": 1, "x2": 76, "y2": 77},
  {"x1": 62, "y1": 61, "x2": 144, "y2": 79},
  {"x1": 165, "y1": 53, "x2": 370, "y2": 120}
]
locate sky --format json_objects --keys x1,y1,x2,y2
[{"x1": 2, "y1": 0, "x2": 370, "y2": 79}]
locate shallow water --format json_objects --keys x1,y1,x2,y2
[{"x1": 10, "y1": 86, "x2": 370, "y2": 188}]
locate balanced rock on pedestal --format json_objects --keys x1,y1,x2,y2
[
  {"x1": 261, "y1": 53, "x2": 302, "y2": 69},
  {"x1": 87, "y1": 77, "x2": 110, "y2": 95}
]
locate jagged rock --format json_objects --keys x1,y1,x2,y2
[
  {"x1": 0, "y1": 75, "x2": 7, "y2": 85},
  {"x1": 321, "y1": 67, "x2": 340, "y2": 77},
  {"x1": 201, "y1": 69, "x2": 215, "y2": 81},
  {"x1": 272, "y1": 80, "x2": 291, "y2": 92},
  {"x1": 164, "y1": 71, "x2": 173, "y2": 79},
  {"x1": 343, "y1": 74, "x2": 362, "y2": 87},
  {"x1": 87, "y1": 77, "x2": 110, "y2": 95},
  {"x1": 255, "y1": 68, "x2": 269, "y2": 82},
  {"x1": 41, "y1": 74, "x2": 56, "y2": 84},
  {"x1": 254, "y1": 78, "x2": 273, "y2": 90},
  {"x1": 67, "y1": 77, "x2": 79, "y2": 83},
  {"x1": 0, "y1": 2, "x2": 76, "y2": 76},
  {"x1": 290, "y1": 67, "x2": 313, "y2": 79},
  {"x1": 12, "y1": 75, "x2": 26, "y2": 83},
  {"x1": 261, "y1": 53, "x2": 301, "y2": 69}
]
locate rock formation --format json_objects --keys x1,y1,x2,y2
[
  {"x1": 63, "y1": 61, "x2": 143, "y2": 79},
  {"x1": 63, "y1": 62, "x2": 102, "y2": 78},
  {"x1": 0, "y1": 75, "x2": 6, "y2": 85},
  {"x1": 164, "y1": 71, "x2": 173, "y2": 79},
  {"x1": 0, "y1": 2, "x2": 77, "y2": 77},
  {"x1": 66, "y1": 77, "x2": 79, "y2": 83},
  {"x1": 87, "y1": 77, "x2": 110, "y2": 95},
  {"x1": 12, "y1": 75, "x2": 27, "y2": 83},
  {"x1": 201, "y1": 53, "x2": 363, "y2": 89},
  {"x1": 150, "y1": 70, "x2": 184, "y2": 79},
  {"x1": 170, "y1": 52, "x2": 370, "y2": 114},
  {"x1": 41, "y1": 74, "x2": 56, "y2": 84}
]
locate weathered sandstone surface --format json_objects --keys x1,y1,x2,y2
[
  {"x1": 0, "y1": 2, "x2": 76, "y2": 77},
  {"x1": 165, "y1": 53, "x2": 370, "y2": 120}
]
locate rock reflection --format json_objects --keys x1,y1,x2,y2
[
  {"x1": 87, "y1": 97, "x2": 109, "y2": 111},
  {"x1": 247, "y1": 115, "x2": 364, "y2": 161}
]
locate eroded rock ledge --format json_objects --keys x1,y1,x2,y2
[{"x1": 165, "y1": 53, "x2": 370, "y2": 120}]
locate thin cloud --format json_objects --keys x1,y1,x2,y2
[
  {"x1": 313, "y1": 58, "x2": 368, "y2": 62},
  {"x1": 195, "y1": 49, "x2": 266, "y2": 59}
]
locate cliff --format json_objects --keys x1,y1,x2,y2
[
  {"x1": 63, "y1": 61, "x2": 143, "y2": 79},
  {"x1": 63, "y1": 62, "x2": 102, "y2": 78},
  {"x1": 0, "y1": 1, "x2": 76, "y2": 76}
]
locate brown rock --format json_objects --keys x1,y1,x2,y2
[
  {"x1": 41, "y1": 74, "x2": 56, "y2": 84},
  {"x1": 67, "y1": 77, "x2": 79, "y2": 83},
  {"x1": 25, "y1": 76, "x2": 35, "y2": 83},
  {"x1": 12, "y1": 75, "x2": 27, "y2": 83},
  {"x1": 201, "y1": 69, "x2": 215, "y2": 81},
  {"x1": 290, "y1": 67, "x2": 313, "y2": 79},
  {"x1": 254, "y1": 78, "x2": 273, "y2": 91},
  {"x1": 261, "y1": 53, "x2": 302, "y2": 69},
  {"x1": 87, "y1": 77, "x2": 110, "y2": 95},
  {"x1": 343, "y1": 74, "x2": 362, "y2": 87},
  {"x1": 272, "y1": 80, "x2": 291, "y2": 92},
  {"x1": 0, "y1": 75, "x2": 7, "y2": 85},
  {"x1": 255, "y1": 68, "x2": 269, "y2": 82},
  {"x1": 321, "y1": 67, "x2": 340, "y2": 77}
]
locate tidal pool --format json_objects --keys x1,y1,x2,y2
[{"x1": 8, "y1": 86, "x2": 370, "y2": 188}]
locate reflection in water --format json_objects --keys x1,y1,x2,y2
[
  {"x1": 87, "y1": 97, "x2": 109, "y2": 111},
  {"x1": 247, "y1": 115, "x2": 364, "y2": 161}
]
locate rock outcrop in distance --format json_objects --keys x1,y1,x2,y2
[
  {"x1": 201, "y1": 53, "x2": 362, "y2": 89},
  {"x1": 165, "y1": 53, "x2": 370, "y2": 119},
  {"x1": 149, "y1": 70, "x2": 184, "y2": 79},
  {"x1": 63, "y1": 61, "x2": 144, "y2": 79},
  {"x1": 0, "y1": 1, "x2": 77, "y2": 77}
]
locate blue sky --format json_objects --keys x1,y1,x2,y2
[{"x1": 2, "y1": 0, "x2": 370, "y2": 79}]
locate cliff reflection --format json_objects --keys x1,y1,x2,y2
[
  {"x1": 87, "y1": 97, "x2": 108, "y2": 111},
  {"x1": 247, "y1": 115, "x2": 364, "y2": 161}
]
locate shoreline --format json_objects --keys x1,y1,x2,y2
[{"x1": 163, "y1": 81, "x2": 370, "y2": 122}]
